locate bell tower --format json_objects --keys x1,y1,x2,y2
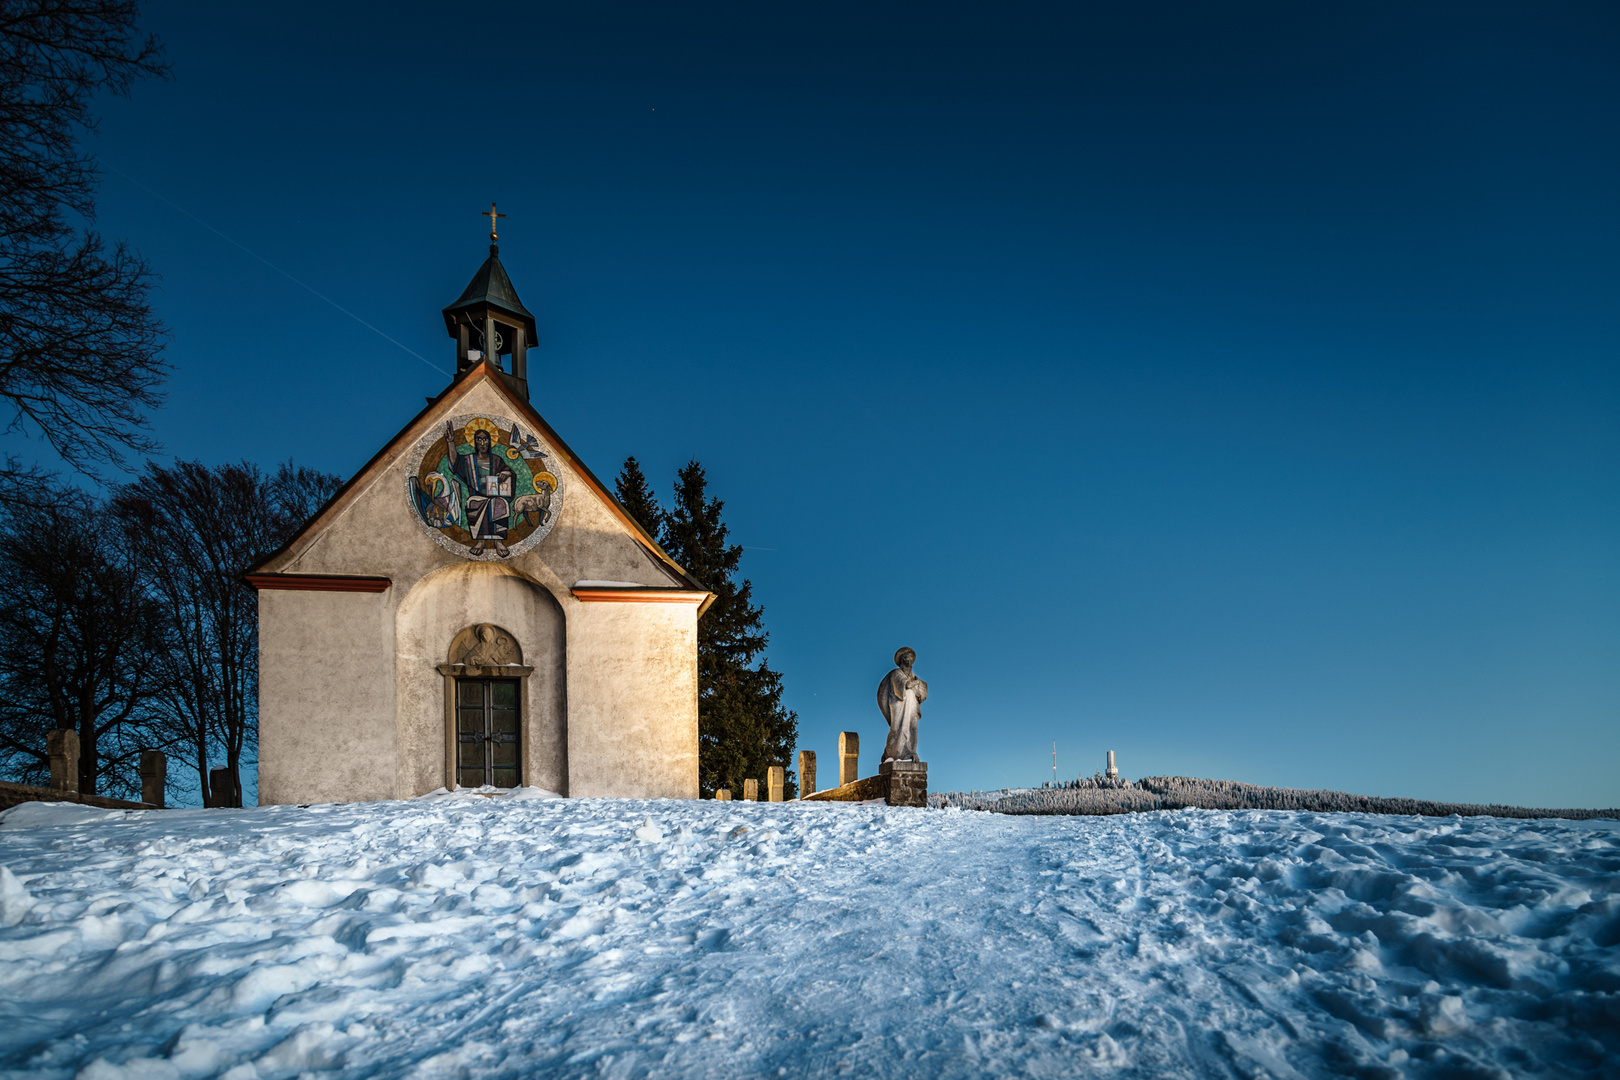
[{"x1": 442, "y1": 202, "x2": 537, "y2": 400}]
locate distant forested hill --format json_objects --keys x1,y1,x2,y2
[{"x1": 930, "y1": 776, "x2": 1618, "y2": 820}]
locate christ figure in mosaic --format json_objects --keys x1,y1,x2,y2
[{"x1": 444, "y1": 421, "x2": 515, "y2": 557}]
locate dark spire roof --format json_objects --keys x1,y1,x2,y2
[{"x1": 441, "y1": 244, "x2": 536, "y2": 333}]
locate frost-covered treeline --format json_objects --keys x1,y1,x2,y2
[{"x1": 929, "y1": 775, "x2": 1619, "y2": 820}]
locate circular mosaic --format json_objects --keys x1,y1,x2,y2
[{"x1": 404, "y1": 413, "x2": 564, "y2": 560}]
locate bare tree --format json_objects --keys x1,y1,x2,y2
[
  {"x1": 114, "y1": 461, "x2": 341, "y2": 805},
  {"x1": 0, "y1": 0, "x2": 170, "y2": 487},
  {"x1": 0, "y1": 485, "x2": 164, "y2": 796}
]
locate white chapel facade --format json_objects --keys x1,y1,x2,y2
[{"x1": 248, "y1": 241, "x2": 711, "y2": 804}]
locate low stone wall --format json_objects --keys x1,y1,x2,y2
[
  {"x1": 0, "y1": 780, "x2": 155, "y2": 813},
  {"x1": 797, "y1": 727, "x2": 928, "y2": 807},
  {"x1": 798, "y1": 764, "x2": 929, "y2": 806},
  {"x1": 799, "y1": 774, "x2": 887, "y2": 803}
]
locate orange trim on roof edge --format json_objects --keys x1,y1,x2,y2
[
  {"x1": 246, "y1": 362, "x2": 712, "y2": 611},
  {"x1": 571, "y1": 586, "x2": 709, "y2": 604}
]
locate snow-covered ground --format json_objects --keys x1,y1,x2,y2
[{"x1": 1, "y1": 795, "x2": 1616, "y2": 1079}]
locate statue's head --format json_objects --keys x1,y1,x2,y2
[
  {"x1": 474, "y1": 430, "x2": 492, "y2": 454},
  {"x1": 894, "y1": 646, "x2": 916, "y2": 668}
]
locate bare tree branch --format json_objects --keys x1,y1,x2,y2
[
  {"x1": 0, "y1": 0, "x2": 169, "y2": 492},
  {"x1": 113, "y1": 460, "x2": 341, "y2": 805},
  {"x1": 0, "y1": 483, "x2": 164, "y2": 796}
]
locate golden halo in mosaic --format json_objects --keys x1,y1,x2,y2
[
  {"x1": 463, "y1": 417, "x2": 501, "y2": 442},
  {"x1": 532, "y1": 471, "x2": 559, "y2": 493}
]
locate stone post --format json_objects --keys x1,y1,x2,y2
[
  {"x1": 743, "y1": 778, "x2": 759, "y2": 802},
  {"x1": 715, "y1": 788, "x2": 732, "y2": 801},
  {"x1": 767, "y1": 766, "x2": 784, "y2": 802},
  {"x1": 798, "y1": 750, "x2": 816, "y2": 796},
  {"x1": 47, "y1": 729, "x2": 79, "y2": 794},
  {"x1": 139, "y1": 750, "x2": 167, "y2": 808},
  {"x1": 209, "y1": 768, "x2": 239, "y2": 808},
  {"x1": 1105, "y1": 750, "x2": 1119, "y2": 780},
  {"x1": 838, "y1": 731, "x2": 859, "y2": 787}
]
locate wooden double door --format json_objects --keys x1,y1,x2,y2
[{"x1": 456, "y1": 678, "x2": 520, "y2": 788}]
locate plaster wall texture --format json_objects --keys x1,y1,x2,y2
[
  {"x1": 256, "y1": 368, "x2": 704, "y2": 805},
  {"x1": 394, "y1": 563, "x2": 567, "y2": 797},
  {"x1": 565, "y1": 600, "x2": 699, "y2": 799},
  {"x1": 269, "y1": 379, "x2": 674, "y2": 590},
  {"x1": 258, "y1": 589, "x2": 396, "y2": 804}
]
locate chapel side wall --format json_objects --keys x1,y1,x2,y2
[
  {"x1": 394, "y1": 563, "x2": 567, "y2": 797},
  {"x1": 566, "y1": 602, "x2": 699, "y2": 799},
  {"x1": 258, "y1": 589, "x2": 396, "y2": 805}
]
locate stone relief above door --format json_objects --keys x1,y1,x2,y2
[{"x1": 440, "y1": 623, "x2": 527, "y2": 677}]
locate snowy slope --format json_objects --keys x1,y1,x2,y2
[{"x1": 0, "y1": 795, "x2": 1616, "y2": 1079}]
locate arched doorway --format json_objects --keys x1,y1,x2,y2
[
  {"x1": 441, "y1": 623, "x2": 531, "y2": 789},
  {"x1": 455, "y1": 675, "x2": 521, "y2": 788},
  {"x1": 395, "y1": 564, "x2": 567, "y2": 797}
]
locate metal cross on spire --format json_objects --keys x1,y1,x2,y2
[{"x1": 481, "y1": 201, "x2": 506, "y2": 242}]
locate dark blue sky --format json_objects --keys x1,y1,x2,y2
[{"x1": 42, "y1": 1, "x2": 1620, "y2": 805}]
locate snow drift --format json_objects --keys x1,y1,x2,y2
[{"x1": 0, "y1": 794, "x2": 1616, "y2": 1078}]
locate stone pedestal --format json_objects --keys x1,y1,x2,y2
[
  {"x1": 879, "y1": 760, "x2": 927, "y2": 808},
  {"x1": 767, "y1": 766, "x2": 784, "y2": 802},
  {"x1": 743, "y1": 778, "x2": 758, "y2": 802},
  {"x1": 47, "y1": 729, "x2": 79, "y2": 794},
  {"x1": 139, "y1": 750, "x2": 166, "y2": 808},
  {"x1": 715, "y1": 788, "x2": 732, "y2": 801},
  {"x1": 838, "y1": 731, "x2": 859, "y2": 787},
  {"x1": 798, "y1": 750, "x2": 816, "y2": 796}
]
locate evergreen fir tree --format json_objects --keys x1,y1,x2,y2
[
  {"x1": 661, "y1": 459, "x2": 798, "y2": 798},
  {"x1": 613, "y1": 456, "x2": 664, "y2": 540}
]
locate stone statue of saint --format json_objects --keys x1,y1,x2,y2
[{"x1": 877, "y1": 647, "x2": 927, "y2": 762}]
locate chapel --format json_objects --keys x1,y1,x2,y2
[{"x1": 247, "y1": 232, "x2": 711, "y2": 804}]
